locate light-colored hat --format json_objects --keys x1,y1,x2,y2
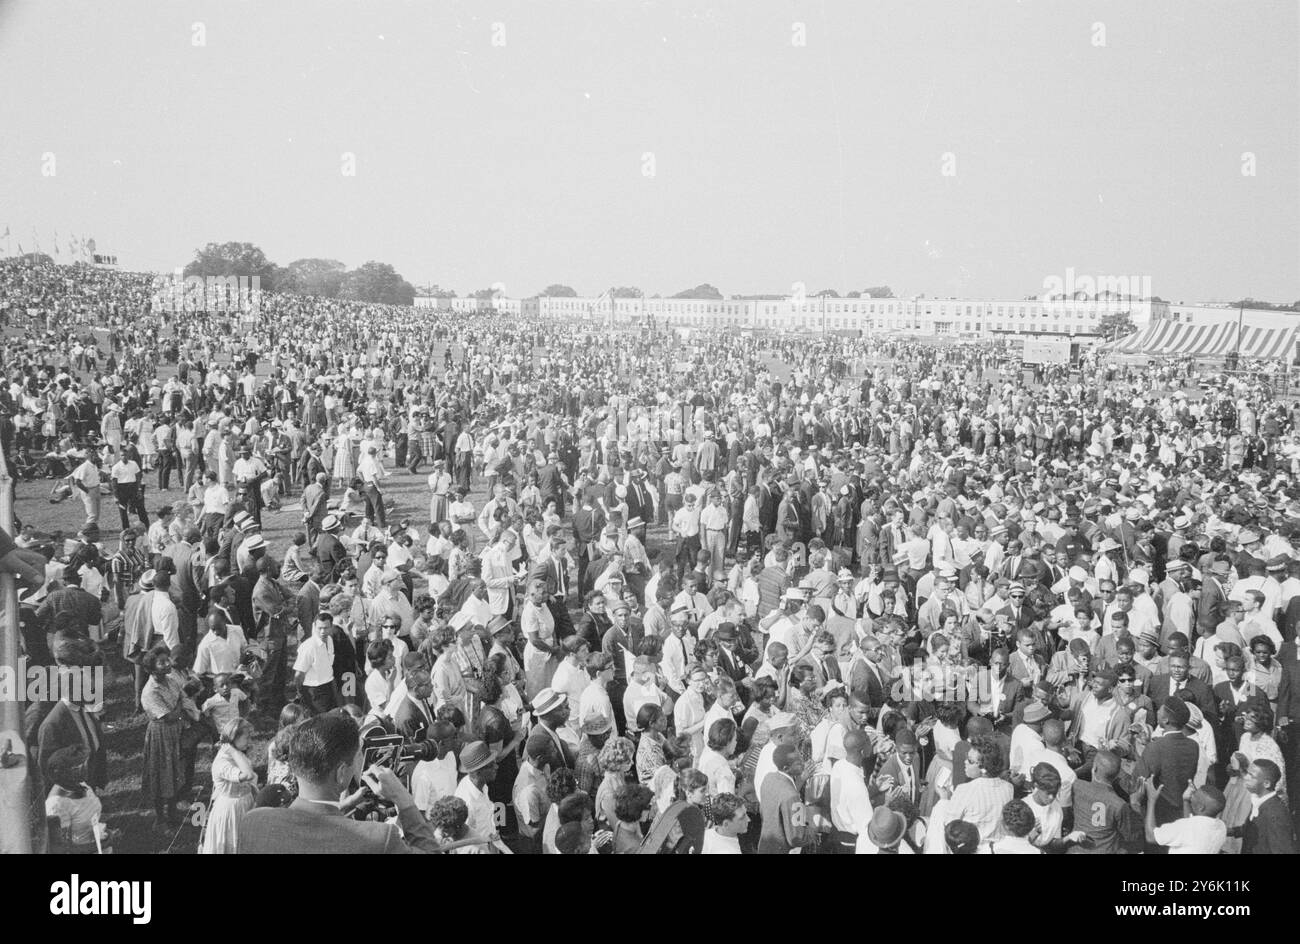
[
  {"x1": 531, "y1": 687, "x2": 566, "y2": 717},
  {"x1": 866, "y1": 808, "x2": 906, "y2": 849},
  {"x1": 1024, "y1": 703, "x2": 1052, "y2": 724},
  {"x1": 241, "y1": 533, "x2": 267, "y2": 553},
  {"x1": 767, "y1": 711, "x2": 797, "y2": 732}
]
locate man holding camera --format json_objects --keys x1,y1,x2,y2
[{"x1": 239, "y1": 713, "x2": 446, "y2": 853}]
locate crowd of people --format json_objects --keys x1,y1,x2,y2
[{"x1": 4, "y1": 253, "x2": 1300, "y2": 854}]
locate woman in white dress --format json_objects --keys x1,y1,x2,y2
[
  {"x1": 521, "y1": 578, "x2": 560, "y2": 700},
  {"x1": 331, "y1": 422, "x2": 355, "y2": 482},
  {"x1": 137, "y1": 413, "x2": 157, "y2": 471},
  {"x1": 200, "y1": 719, "x2": 257, "y2": 854}
]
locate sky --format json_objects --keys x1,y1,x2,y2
[{"x1": 0, "y1": 0, "x2": 1296, "y2": 304}]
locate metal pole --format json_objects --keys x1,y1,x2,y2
[
  {"x1": 0, "y1": 440, "x2": 33, "y2": 853},
  {"x1": 1235, "y1": 299, "x2": 1244, "y2": 360}
]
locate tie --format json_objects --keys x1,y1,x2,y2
[{"x1": 556, "y1": 561, "x2": 565, "y2": 598}]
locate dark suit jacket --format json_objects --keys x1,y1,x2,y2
[
  {"x1": 1276, "y1": 641, "x2": 1300, "y2": 723},
  {"x1": 1242, "y1": 795, "x2": 1297, "y2": 854},
  {"x1": 391, "y1": 695, "x2": 436, "y2": 746},
  {"x1": 296, "y1": 580, "x2": 321, "y2": 635},
  {"x1": 166, "y1": 541, "x2": 205, "y2": 613},
  {"x1": 717, "y1": 647, "x2": 750, "y2": 687},
  {"x1": 1195, "y1": 578, "x2": 1229, "y2": 638},
  {"x1": 1133, "y1": 731, "x2": 1200, "y2": 823},
  {"x1": 877, "y1": 752, "x2": 924, "y2": 806},
  {"x1": 849, "y1": 656, "x2": 888, "y2": 719},
  {"x1": 757, "y1": 770, "x2": 814, "y2": 854},
  {"x1": 1148, "y1": 675, "x2": 1218, "y2": 723},
  {"x1": 526, "y1": 555, "x2": 572, "y2": 602},
  {"x1": 239, "y1": 799, "x2": 441, "y2": 853},
  {"x1": 1212, "y1": 680, "x2": 1270, "y2": 756},
  {"x1": 37, "y1": 701, "x2": 108, "y2": 790}
]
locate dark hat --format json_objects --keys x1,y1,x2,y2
[
  {"x1": 458, "y1": 741, "x2": 498, "y2": 773},
  {"x1": 1162, "y1": 696, "x2": 1191, "y2": 727}
]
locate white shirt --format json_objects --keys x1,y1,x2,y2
[
  {"x1": 701, "y1": 829, "x2": 742, "y2": 854},
  {"x1": 70, "y1": 460, "x2": 100, "y2": 490},
  {"x1": 150, "y1": 592, "x2": 179, "y2": 651},
  {"x1": 454, "y1": 775, "x2": 511, "y2": 853},
  {"x1": 1078, "y1": 694, "x2": 1117, "y2": 749},
  {"x1": 1009, "y1": 724, "x2": 1044, "y2": 777},
  {"x1": 1026, "y1": 795, "x2": 1064, "y2": 844},
  {"x1": 1022, "y1": 746, "x2": 1076, "y2": 809},
  {"x1": 1153, "y1": 815, "x2": 1228, "y2": 854},
  {"x1": 193, "y1": 626, "x2": 247, "y2": 676},
  {"x1": 293, "y1": 635, "x2": 336, "y2": 687},
  {"x1": 829, "y1": 759, "x2": 873, "y2": 836},
  {"x1": 698, "y1": 747, "x2": 736, "y2": 795},
  {"x1": 661, "y1": 632, "x2": 688, "y2": 692},
  {"x1": 410, "y1": 753, "x2": 458, "y2": 813},
  {"x1": 365, "y1": 669, "x2": 394, "y2": 714},
  {"x1": 110, "y1": 459, "x2": 140, "y2": 484}
]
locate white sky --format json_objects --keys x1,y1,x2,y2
[{"x1": 0, "y1": 0, "x2": 1296, "y2": 303}]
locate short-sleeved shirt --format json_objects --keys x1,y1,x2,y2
[
  {"x1": 110, "y1": 460, "x2": 140, "y2": 484},
  {"x1": 1153, "y1": 815, "x2": 1227, "y2": 855},
  {"x1": 293, "y1": 635, "x2": 336, "y2": 686}
]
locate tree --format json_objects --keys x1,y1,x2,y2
[
  {"x1": 472, "y1": 288, "x2": 499, "y2": 300},
  {"x1": 672, "y1": 283, "x2": 723, "y2": 299},
  {"x1": 184, "y1": 241, "x2": 278, "y2": 290},
  {"x1": 814, "y1": 289, "x2": 840, "y2": 298},
  {"x1": 862, "y1": 286, "x2": 894, "y2": 298},
  {"x1": 416, "y1": 283, "x2": 456, "y2": 298},
  {"x1": 1097, "y1": 311, "x2": 1136, "y2": 340},
  {"x1": 1230, "y1": 298, "x2": 1300, "y2": 312},
  {"x1": 338, "y1": 261, "x2": 416, "y2": 306},
  {"x1": 847, "y1": 291, "x2": 862, "y2": 298},
  {"x1": 279, "y1": 258, "x2": 346, "y2": 298},
  {"x1": 541, "y1": 284, "x2": 578, "y2": 297},
  {"x1": 612, "y1": 286, "x2": 643, "y2": 298}
]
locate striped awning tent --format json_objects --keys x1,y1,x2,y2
[{"x1": 1104, "y1": 320, "x2": 1298, "y2": 359}]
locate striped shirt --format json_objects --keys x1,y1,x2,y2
[{"x1": 110, "y1": 547, "x2": 149, "y2": 605}]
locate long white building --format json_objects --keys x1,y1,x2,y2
[{"x1": 416, "y1": 291, "x2": 1167, "y2": 341}]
